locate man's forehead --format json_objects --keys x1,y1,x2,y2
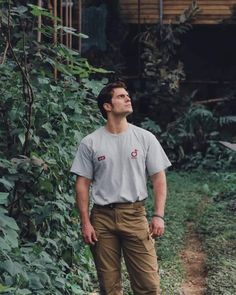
[{"x1": 112, "y1": 88, "x2": 128, "y2": 96}]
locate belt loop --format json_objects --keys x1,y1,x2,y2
[{"x1": 134, "y1": 200, "x2": 145, "y2": 208}]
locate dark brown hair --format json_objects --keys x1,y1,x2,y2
[{"x1": 97, "y1": 81, "x2": 127, "y2": 119}]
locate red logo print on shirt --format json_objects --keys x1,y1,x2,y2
[
  {"x1": 98, "y1": 155, "x2": 106, "y2": 161},
  {"x1": 131, "y1": 149, "x2": 138, "y2": 159}
]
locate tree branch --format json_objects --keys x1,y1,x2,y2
[
  {"x1": 0, "y1": 39, "x2": 9, "y2": 65},
  {"x1": 193, "y1": 97, "x2": 236, "y2": 105}
]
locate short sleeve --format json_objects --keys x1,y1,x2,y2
[
  {"x1": 70, "y1": 142, "x2": 93, "y2": 179},
  {"x1": 146, "y1": 134, "x2": 172, "y2": 176}
]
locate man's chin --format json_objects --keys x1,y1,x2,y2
[
  {"x1": 126, "y1": 109, "x2": 133, "y2": 116},
  {"x1": 113, "y1": 109, "x2": 133, "y2": 118}
]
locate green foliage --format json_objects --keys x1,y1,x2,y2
[
  {"x1": 141, "y1": 105, "x2": 236, "y2": 170},
  {"x1": 0, "y1": 1, "x2": 106, "y2": 293},
  {"x1": 136, "y1": 1, "x2": 201, "y2": 126},
  {"x1": 137, "y1": 1, "x2": 235, "y2": 171}
]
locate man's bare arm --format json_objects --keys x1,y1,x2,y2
[
  {"x1": 149, "y1": 170, "x2": 167, "y2": 238},
  {"x1": 75, "y1": 176, "x2": 97, "y2": 245}
]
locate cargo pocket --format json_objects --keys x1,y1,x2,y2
[{"x1": 135, "y1": 230, "x2": 155, "y2": 252}]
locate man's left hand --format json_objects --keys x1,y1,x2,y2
[{"x1": 149, "y1": 217, "x2": 165, "y2": 238}]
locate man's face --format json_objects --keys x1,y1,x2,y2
[{"x1": 106, "y1": 87, "x2": 133, "y2": 117}]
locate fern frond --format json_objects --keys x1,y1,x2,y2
[
  {"x1": 219, "y1": 116, "x2": 236, "y2": 127},
  {"x1": 190, "y1": 107, "x2": 213, "y2": 120}
]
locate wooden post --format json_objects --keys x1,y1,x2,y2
[
  {"x1": 78, "y1": 0, "x2": 82, "y2": 52},
  {"x1": 54, "y1": 0, "x2": 58, "y2": 46},
  {"x1": 37, "y1": 0, "x2": 42, "y2": 42},
  {"x1": 69, "y1": 0, "x2": 73, "y2": 49},
  {"x1": 54, "y1": 0, "x2": 58, "y2": 79},
  {"x1": 65, "y1": 0, "x2": 69, "y2": 47},
  {"x1": 60, "y1": 0, "x2": 63, "y2": 44},
  {"x1": 137, "y1": 0, "x2": 141, "y2": 76}
]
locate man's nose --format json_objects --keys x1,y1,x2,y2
[{"x1": 126, "y1": 96, "x2": 131, "y2": 102}]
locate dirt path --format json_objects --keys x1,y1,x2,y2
[{"x1": 180, "y1": 222, "x2": 206, "y2": 295}]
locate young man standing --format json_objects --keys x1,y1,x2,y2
[{"x1": 71, "y1": 81, "x2": 171, "y2": 294}]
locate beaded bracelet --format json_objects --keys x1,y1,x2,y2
[{"x1": 152, "y1": 214, "x2": 165, "y2": 221}]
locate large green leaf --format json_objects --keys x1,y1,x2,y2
[
  {"x1": 0, "y1": 192, "x2": 8, "y2": 204},
  {"x1": 0, "y1": 237, "x2": 11, "y2": 251},
  {"x1": 28, "y1": 274, "x2": 44, "y2": 290},
  {"x1": 0, "y1": 178, "x2": 14, "y2": 190},
  {"x1": 70, "y1": 285, "x2": 84, "y2": 295},
  {"x1": 0, "y1": 284, "x2": 8, "y2": 292},
  {"x1": 0, "y1": 214, "x2": 19, "y2": 231},
  {"x1": 4, "y1": 228, "x2": 19, "y2": 248},
  {"x1": 0, "y1": 260, "x2": 22, "y2": 276},
  {"x1": 28, "y1": 4, "x2": 60, "y2": 21},
  {"x1": 0, "y1": 285, "x2": 16, "y2": 294}
]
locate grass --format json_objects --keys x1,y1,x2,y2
[
  {"x1": 196, "y1": 172, "x2": 236, "y2": 295},
  {"x1": 147, "y1": 170, "x2": 236, "y2": 295},
  {"x1": 155, "y1": 171, "x2": 209, "y2": 294}
]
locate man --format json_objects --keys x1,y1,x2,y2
[{"x1": 71, "y1": 81, "x2": 171, "y2": 295}]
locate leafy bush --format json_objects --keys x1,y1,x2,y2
[
  {"x1": 0, "y1": 1, "x2": 106, "y2": 293},
  {"x1": 141, "y1": 105, "x2": 236, "y2": 170},
  {"x1": 134, "y1": 2, "x2": 201, "y2": 127},
  {"x1": 136, "y1": 1, "x2": 235, "y2": 171}
]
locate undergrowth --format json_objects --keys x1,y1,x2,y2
[
  {"x1": 121, "y1": 171, "x2": 236, "y2": 295},
  {"x1": 197, "y1": 172, "x2": 236, "y2": 295}
]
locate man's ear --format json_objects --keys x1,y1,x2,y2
[{"x1": 103, "y1": 103, "x2": 112, "y2": 112}]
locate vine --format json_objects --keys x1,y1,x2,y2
[{"x1": 0, "y1": 1, "x2": 106, "y2": 293}]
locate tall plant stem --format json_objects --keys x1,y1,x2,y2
[{"x1": 7, "y1": 0, "x2": 35, "y2": 156}]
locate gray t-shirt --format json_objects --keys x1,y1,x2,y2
[{"x1": 70, "y1": 124, "x2": 171, "y2": 205}]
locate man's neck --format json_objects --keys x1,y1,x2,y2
[{"x1": 105, "y1": 117, "x2": 129, "y2": 134}]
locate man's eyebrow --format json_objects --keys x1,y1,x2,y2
[{"x1": 117, "y1": 92, "x2": 129, "y2": 97}]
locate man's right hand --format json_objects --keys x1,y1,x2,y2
[{"x1": 81, "y1": 222, "x2": 98, "y2": 245}]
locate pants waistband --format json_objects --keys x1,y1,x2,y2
[{"x1": 93, "y1": 200, "x2": 145, "y2": 209}]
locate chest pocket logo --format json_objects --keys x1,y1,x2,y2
[
  {"x1": 131, "y1": 149, "x2": 138, "y2": 159},
  {"x1": 98, "y1": 155, "x2": 106, "y2": 161}
]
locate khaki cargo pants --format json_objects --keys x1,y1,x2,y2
[{"x1": 90, "y1": 201, "x2": 160, "y2": 295}]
